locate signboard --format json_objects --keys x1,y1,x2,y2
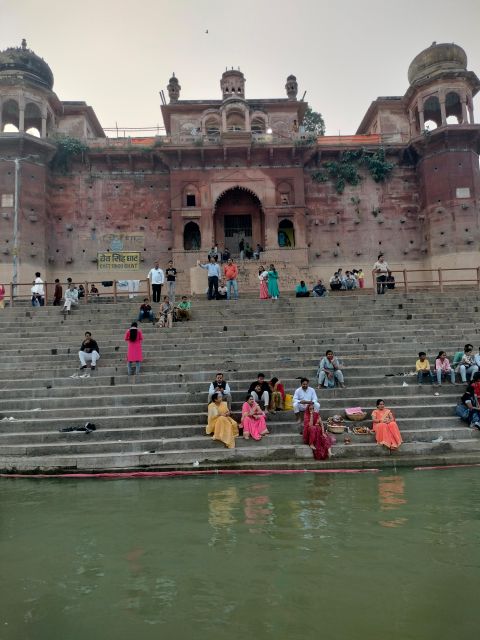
[{"x1": 97, "y1": 252, "x2": 140, "y2": 270}]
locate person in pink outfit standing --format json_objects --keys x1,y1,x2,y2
[
  {"x1": 258, "y1": 265, "x2": 269, "y2": 300},
  {"x1": 241, "y1": 395, "x2": 269, "y2": 440},
  {"x1": 124, "y1": 321, "x2": 143, "y2": 377}
]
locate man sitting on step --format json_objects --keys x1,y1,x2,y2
[
  {"x1": 62, "y1": 283, "x2": 78, "y2": 314},
  {"x1": 293, "y1": 378, "x2": 320, "y2": 425},
  {"x1": 78, "y1": 332, "x2": 100, "y2": 371},
  {"x1": 248, "y1": 373, "x2": 270, "y2": 411},
  {"x1": 208, "y1": 372, "x2": 232, "y2": 410}
]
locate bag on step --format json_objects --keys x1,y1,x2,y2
[{"x1": 284, "y1": 393, "x2": 293, "y2": 411}]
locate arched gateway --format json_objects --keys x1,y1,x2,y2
[{"x1": 214, "y1": 186, "x2": 265, "y2": 255}]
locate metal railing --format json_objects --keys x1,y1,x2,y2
[
  {"x1": 372, "y1": 267, "x2": 480, "y2": 296},
  {"x1": 1, "y1": 279, "x2": 151, "y2": 307}
]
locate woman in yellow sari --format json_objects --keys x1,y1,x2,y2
[{"x1": 206, "y1": 392, "x2": 239, "y2": 449}]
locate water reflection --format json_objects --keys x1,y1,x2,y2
[
  {"x1": 208, "y1": 486, "x2": 239, "y2": 547},
  {"x1": 290, "y1": 475, "x2": 332, "y2": 534},
  {"x1": 243, "y1": 483, "x2": 275, "y2": 533},
  {"x1": 377, "y1": 475, "x2": 408, "y2": 528}
]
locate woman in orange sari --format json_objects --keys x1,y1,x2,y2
[
  {"x1": 206, "y1": 392, "x2": 239, "y2": 449},
  {"x1": 371, "y1": 399, "x2": 402, "y2": 451}
]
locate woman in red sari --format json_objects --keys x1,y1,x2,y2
[
  {"x1": 241, "y1": 395, "x2": 269, "y2": 440},
  {"x1": 371, "y1": 399, "x2": 402, "y2": 451},
  {"x1": 303, "y1": 404, "x2": 334, "y2": 460}
]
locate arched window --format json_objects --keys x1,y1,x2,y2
[
  {"x1": 251, "y1": 118, "x2": 265, "y2": 134},
  {"x1": 25, "y1": 102, "x2": 42, "y2": 135},
  {"x1": 424, "y1": 120, "x2": 438, "y2": 131},
  {"x1": 25, "y1": 127, "x2": 41, "y2": 137},
  {"x1": 278, "y1": 219, "x2": 295, "y2": 248},
  {"x1": 226, "y1": 111, "x2": 244, "y2": 131},
  {"x1": 423, "y1": 96, "x2": 442, "y2": 129},
  {"x1": 204, "y1": 116, "x2": 221, "y2": 137},
  {"x1": 184, "y1": 221, "x2": 201, "y2": 250},
  {"x1": 2, "y1": 99, "x2": 19, "y2": 131},
  {"x1": 445, "y1": 91, "x2": 462, "y2": 123}
]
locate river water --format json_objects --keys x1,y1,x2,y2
[{"x1": 1, "y1": 468, "x2": 479, "y2": 640}]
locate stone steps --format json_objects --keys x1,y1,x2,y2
[{"x1": 1, "y1": 290, "x2": 479, "y2": 472}]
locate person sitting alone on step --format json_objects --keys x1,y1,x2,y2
[
  {"x1": 90, "y1": 283, "x2": 100, "y2": 299},
  {"x1": 138, "y1": 298, "x2": 155, "y2": 323},
  {"x1": 216, "y1": 279, "x2": 228, "y2": 300},
  {"x1": 317, "y1": 350, "x2": 345, "y2": 389},
  {"x1": 416, "y1": 351, "x2": 434, "y2": 385},
  {"x1": 78, "y1": 331, "x2": 100, "y2": 371},
  {"x1": 63, "y1": 283, "x2": 79, "y2": 314},
  {"x1": 312, "y1": 279, "x2": 327, "y2": 298}
]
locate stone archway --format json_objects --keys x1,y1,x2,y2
[{"x1": 214, "y1": 186, "x2": 264, "y2": 255}]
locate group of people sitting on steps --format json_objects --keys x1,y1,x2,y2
[{"x1": 415, "y1": 344, "x2": 480, "y2": 385}]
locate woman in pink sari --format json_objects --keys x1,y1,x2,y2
[
  {"x1": 303, "y1": 404, "x2": 334, "y2": 460},
  {"x1": 241, "y1": 395, "x2": 269, "y2": 440},
  {"x1": 371, "y1": 399, "x2": 402, "y2": 451},
  {"x1": 258, "y1": 266, "x2": 269, "y2": 300}
]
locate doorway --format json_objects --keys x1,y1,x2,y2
[
  {"x1": 214, "y1": 186, "x2": 264, "y2": 256},
  {"x1": 224, "y1": 214, "x2": 252, "y2": 254}
]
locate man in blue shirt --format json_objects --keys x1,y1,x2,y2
[{"x1": 198, "y1": 256, "x2": 221, "y2": 300}]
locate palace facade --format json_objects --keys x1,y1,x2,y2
[{"x1": 0, "y1": 40, "x2": 479, "y2": 290}]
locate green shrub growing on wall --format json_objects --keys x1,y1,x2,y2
[{"x1": 50, "y1": 136, "x2": 89, "y2": 174}]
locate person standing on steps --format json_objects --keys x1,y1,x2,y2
[
  {"x1": 148, "y1": 260, "x2": 165, "y2": 303},
  {"x1": 32, "y1": 271, "x2": 45, "y2": 306},
  {"x1": 78, "y1": 331, "x2": 100, "y2": 371},
  {"x1": 267, "y1": 264, "x2": 280, "y2": 300},
  {"x1": 373, "y1": 253, "x2": 389, "y2": 295},
  {"x1": 239, "y1": 238, "x2": 245, "y2": 261},
  {"x1": 165, "y1": 260, "x2": 177, "y2": 303},
  {"x1": 53, "y1": 279, "x2": 63, "y2": 306},
  {"x1": 223, "y1": 257, "x2": 239, "y2": 301},
  {"x1": 124, "y1": 321, "x2": 143, "y2": 378},
  {"x1": 197, "y1": 256, "x2": 220, "y2": 300}
]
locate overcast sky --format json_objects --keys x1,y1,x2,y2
[{"x1": 1, "y1": 0, "x2": 479, "y2": 136}]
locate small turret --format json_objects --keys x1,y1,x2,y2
[
  {"x1": 167, "y1": 73, "x2": 181, "y2": 103},
  {"x1": 285, "y1": 74, "x2": 298, "y2": 100},
  {"x1": 220, "y1": 68, "x2": 245, "y2": 100}
]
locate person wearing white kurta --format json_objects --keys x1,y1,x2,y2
[{"x1": 293, "y1": 378, "x2": 320, "y2": 424}]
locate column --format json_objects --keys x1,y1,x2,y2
[
  {"x1": 468, "y1": 104, "x2": 474, "y2": 124},
  {"x1": 41, "y1": 116, "x2": 47, "y2": 138},
  {"x1": 221, "y1": 110, "x2": 227, "y2": 132},
  {"x1": 419, "y1": 109, "x2": 425, "y2": 131},
  {"x1": 439, "y1": 100, "x2": 447, "y2": 126},
  {"x1": 19, "y1": 108, "x2": 25, "y2": 132},
  {"x1": 244, "y1": 109, "x2": 250, "y2": 132},
  {"x1": 264, "y1": 208, "x2": 278, "y2": 250}
]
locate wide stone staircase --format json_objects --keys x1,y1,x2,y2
[{"x1": 1, "y1": 290, "x2": 480, "y2": 473}]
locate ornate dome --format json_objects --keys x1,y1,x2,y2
[
  {"x1": 408, "y1": 42, "x2": 467, "y2": 85},
  {"x1": 0, "y1": 40, "x2": 54, "y2": 90}
]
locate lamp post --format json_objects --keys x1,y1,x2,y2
[{"x1": 0, "y1": 155, "x2": 39, "y2": 291}]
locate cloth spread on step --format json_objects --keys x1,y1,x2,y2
[{"x1": 59, "y1": 422, "x2": 97, "y2": 433}]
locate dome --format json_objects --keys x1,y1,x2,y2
[
  {"x1": 0, "y1": 41, "x2": 54, "y2": 90},
  {"x1": 408, "y1": 42, "x2": 467, "y2": 85}
]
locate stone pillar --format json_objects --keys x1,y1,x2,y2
[
  {"x1": 172, "y1": 211, "x2": 184, "y2": 250},
  {"x1": 468, "y1": 103, "x2": 474, "y2": 124},
  {"x1": 439, "y1": 100, "x2": 447, "y2": 126},
  {"x1": 294, "y1": 210, "x2": 307, "y2": 248},
  {"x1": 264, "y1": 208, "x2": 278, "y2": 250},
  {"x1": 200, "y1": 210, "x2": 213, "y2": 250},
  {"x1": 221, "y1": 110, "x2": 227, "y2": 132},
  {"x1": 19, "y1": 107, "x2": 25, "y2": 132},
  {"x1": 461, "y1": 98, "x2": 468, "y2": 124},
  {"x1": 41, "y1": 116, "x2": 47, "y2": 138},
  {"x1": 419, "y1": 109, "x2": 425, "y2": 131},
  {"x1": 244, "y1": 109, "x2": 250, "y2": 132}
]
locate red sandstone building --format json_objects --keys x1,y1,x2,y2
[{"x1": 0, "y1": 40, "x2": 479, "y2": 293}]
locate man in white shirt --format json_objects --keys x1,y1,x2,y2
[
  {"x1": 293, "y1": 378, "x2": 320, "y2": 425},
  {"x1": 63, "y1": 283, "x2": 79, "y2": 313},
  {"x1": 197, "y1": 257, "x2": 221, "y2": 300},
  {"x1": 373, "y1": 253, "x2": 389, "y2": 295},
  {"x1": 147, "y1": 260, "x2": 165, "y2": 303},
  {"x1": 32, "y1": 271, "x2": 45, "y2": 306},
  {"x1": 208, "y1": 372, "x2": 232, "y2": 409}
]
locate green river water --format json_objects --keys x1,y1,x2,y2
[{"x1": 1, "y1": 468, "x2": 479, "y2": 640}]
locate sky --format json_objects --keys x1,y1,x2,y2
[{"x1": 1, "y1": 0, "x2": 479, "y2": 136}]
